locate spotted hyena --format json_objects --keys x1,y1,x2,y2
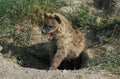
[{"x1": 41, "y1": 13, "x2": 87, "y2": 69}]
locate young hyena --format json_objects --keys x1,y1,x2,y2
[{"x1": 41, "y1": 13, "x2": 86, "y2": 69}]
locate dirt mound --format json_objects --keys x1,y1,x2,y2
[{"x1": 0, "y1": 53, "x2": 118, "y2": 79}]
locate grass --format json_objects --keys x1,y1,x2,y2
[
  {"x1": 0, "y1": 0, "x2": 66, "y2": 24},
  {"x1": 0, "y1": 0, "x2": 119, "y2": 46},
  {"x1": 87, "y1": 51, "x2": 120, "y2": 75},
  {"x1": 65, "y1": 4, "x2": 98, "y2": 28},
  {"x1": 0, "y1": 0, "x2": 66, "y2": 46}
]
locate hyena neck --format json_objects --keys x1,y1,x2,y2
[
  {"x1": 60, "y1": 23, "x2": 74, "y2": 33},
  {"x1": 56, "y1": 25, "x2": 74, "y2": 39},
  {"x1": 55, "y1": 13, "x2": 75, "y2": 38}
]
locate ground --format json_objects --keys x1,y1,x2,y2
[{"x1": 0, "y1": 53, "x2": 118, "y2": 79}]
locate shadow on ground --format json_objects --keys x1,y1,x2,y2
[{"x1": 0, "y1": 39, "x2": 83, "y2": 70}]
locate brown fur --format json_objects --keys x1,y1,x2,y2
[{"x1": 42, "y1": 13, "x2": 86, "y2": 69}]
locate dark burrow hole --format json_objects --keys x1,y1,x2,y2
[{"x1": 58, "y1": 54, "x2": 83, "y2": 70}]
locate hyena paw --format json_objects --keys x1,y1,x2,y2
[{"x1": 49, "y1": 66, "x2": 57, "y2": 70}]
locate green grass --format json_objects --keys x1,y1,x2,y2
[
  {"x1": 0, "y1": 0, "x2": 66, "y2": 46},
  {"x1": 0, "y1": 0, "x2": 119, "y2": 46},
  {"x1": 87, "y1": 51, "x2": 120, "y2": 75},
  {"x1": 65, "y1": 4, "x2": 97, "y2": 29},
  {"x1": 0, "y1": 0, "x2": 66, "y2": 24}
]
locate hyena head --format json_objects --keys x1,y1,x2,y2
[{"x1": 41, "y1": 13, "x2": 61, "y2": 40}]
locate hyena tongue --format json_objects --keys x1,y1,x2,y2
[{"x1": 48, "y1": 33, "x2": 53, "y2": 40}]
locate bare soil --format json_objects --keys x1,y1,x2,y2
[{"x1": 0, "y1": 53, "x2": 118, "y2": 79}]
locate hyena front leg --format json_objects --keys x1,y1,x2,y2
[{"x1": 50, "y1": 50, "x2": 68, "y2": 70}]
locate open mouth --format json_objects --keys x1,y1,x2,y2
[{"x1": 48, "y1": 33, "x2": 54, "y2": 40}]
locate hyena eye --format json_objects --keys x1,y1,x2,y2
[{"x1": 49, "y1": 25, "x2": 53, "y2": 28}]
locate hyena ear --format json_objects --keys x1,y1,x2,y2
[{"x1": 54, "y1": 15, "x2": 61, "y2": 24}]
